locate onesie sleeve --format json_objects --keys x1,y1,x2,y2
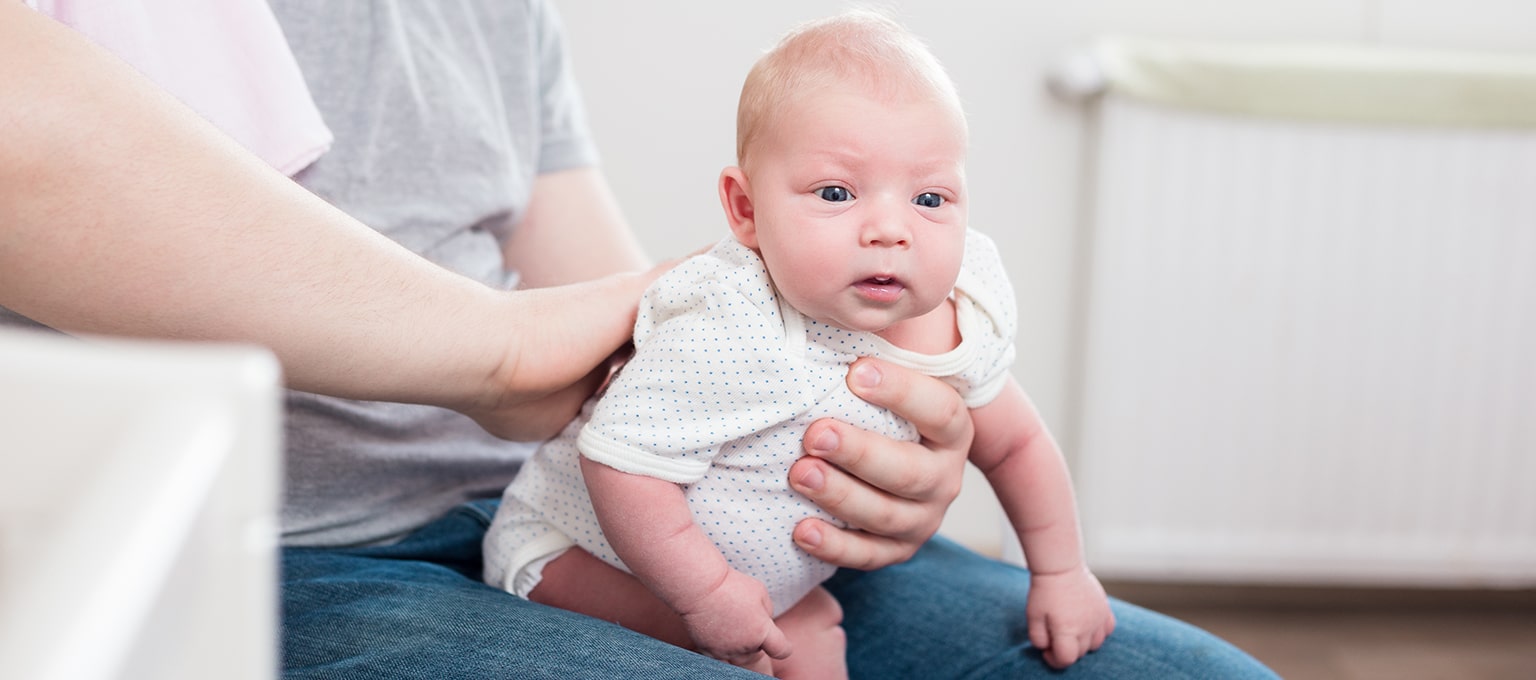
[
  {"x1": 577, "y1": 249, "x2": 814, "y2": 484},
  {"x1": 951, "y1": 229, "x2": 1020, "y2": 408}
]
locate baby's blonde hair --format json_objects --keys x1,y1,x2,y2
[{"x1": 735, "y1": 8, "x2": 966, "y2": 168}]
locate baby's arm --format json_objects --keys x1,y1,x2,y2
[
  {"x1": 969, "y1": 377, "x2": 1115, "y2": 669},
  {"x1": 579, "y1": 456, "x2": 791, "y2": 674}
]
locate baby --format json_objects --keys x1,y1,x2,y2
[{"x1": 484, "y1": 10, "x2": 1114, "y2": 677}]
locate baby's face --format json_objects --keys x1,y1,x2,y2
[{"x1": 742, "y1": 85, "x2": 968, "y2": 335}]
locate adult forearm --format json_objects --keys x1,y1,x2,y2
[
  {"x1": 504, "y1": 167, "x2": 652, "y2": 287},
  {"x1": 0, "y1": 6, "x2": 643, "y2": 414}
]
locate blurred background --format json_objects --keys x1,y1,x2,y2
[
  {"x1": 559, "y1": 2, "x2": 1536, "y2": 677},
  {"x1": 5, "y1": 3, "x2": 1532, "y2": 680}
]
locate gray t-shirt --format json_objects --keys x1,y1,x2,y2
[
  {"x1": 0, "y1": 1, "x2": 601, "y2": 547},
  {"x1": 268, "y1": 0, "x2": 600, "y2": 547}
]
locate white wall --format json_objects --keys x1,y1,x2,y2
[{"x1": 557, "y1": 0, "x2": 1536, "y2": 554}]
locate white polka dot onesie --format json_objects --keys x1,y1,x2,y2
[{"x1": 483, "y1": 229, "x2": 1017, "y2": 616}]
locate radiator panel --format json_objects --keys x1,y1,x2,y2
[{"x1": 1074, "y1": 96, "x2": 1536, "y2": 586}]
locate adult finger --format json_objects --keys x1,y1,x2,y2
[
  {"x1": 792, "y1": 516, "x2": 916, "y2": 571},
  {"x1": 844, "y1": 357, "x2": 973, "y2": 456},
  {"x1": 788, "y1": 444, "x2": 934, "y2": 539},
  {"x1": 799, "y1": 417, "x2": 959, "y2": 506}
]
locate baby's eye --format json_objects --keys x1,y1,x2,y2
[
  {"x1": 816, "y1": 186, "x2": 851, "y2": 202},
  {"x1": 913, "y1": 193, "x2": 945, "y2": 208}
]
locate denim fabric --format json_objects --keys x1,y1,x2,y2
[
  {"x1": 825, "y1": 538, "x2": 1279, "y2": 679},
  {"x1": 283, "y1": 500, "x2": 1278, "y2": 679}
]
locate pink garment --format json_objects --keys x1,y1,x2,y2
[{"x1": 27, "y1": 0, "x2": 332, "y2": 176}]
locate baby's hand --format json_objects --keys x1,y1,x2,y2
[
  {"x1": 1026, "y1": 565, "x2": 1116, "y2": 669},
  {"x1": 677, "y1": 569, "x2": 792, "y2": 674}
]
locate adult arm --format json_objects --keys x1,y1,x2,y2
[
  {"x1": 502, "y1": 166, "x2": 651, "y2": 287},
  {"x1": 0, "y1": 4, "x2": 653, "y2": 439}
]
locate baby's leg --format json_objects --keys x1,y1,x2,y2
[
  {"x1": 771, "y1": 586, "x2": 848, "y2": 680},
  {"x1": 534, "y1": 549, "x2": 847, "y2": 678},
  {"x1": 528, "y1": 547, "x2": 692, "y2": 648}
]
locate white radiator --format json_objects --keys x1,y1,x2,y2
[{"x1": 1058, "y1": 42, "x2": 1536, "y2": 586}]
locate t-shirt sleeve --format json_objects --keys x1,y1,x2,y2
[
  {"x1": 577, "y1": 260, "x2": 813, "y2": 483},
  {"x1": 530, "y1": 0, "x2": 599, "y2": 173},
  {"x1": 952, "y1": 229, "x2": 1020, "y2": 408}
]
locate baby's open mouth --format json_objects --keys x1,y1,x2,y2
[{"x1": 855, "y1": 275, "x2": 905, "y2": 302}]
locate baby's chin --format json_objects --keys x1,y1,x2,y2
[
  {"x1": 806, "y1": 311, "x2": 889, "y2": 334},
  {"x1": 797, "y1": 290, "x2": 949, "y2": 335},
  {"x1": 816, "y1": 306, "x2": 932, "y2": 335}
]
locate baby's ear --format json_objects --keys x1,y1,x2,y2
[{"x1": 718, "y1": 166, "x2": 759, "y2": 248}]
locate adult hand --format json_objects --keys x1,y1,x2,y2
[
  {"x1": 462, "y1": 344, "x2": 628, "y2": 442},
  {"x1": 457, "y1": 272, "x2": 653, "y2": 442},
  {"x1": 790, "y1": 357, "x2": 974, "y2": 570},
  {"x1": 463, "y1": 245, "x2": 711, "y2": 441}
]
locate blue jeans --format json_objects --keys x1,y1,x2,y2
[{"x1": 283, "y1": 500, "x2": 1278, "y2": 679}]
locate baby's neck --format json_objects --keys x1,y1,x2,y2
[{"x1": 874, "y1": 297, "x2": 960, "y2": 354}]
